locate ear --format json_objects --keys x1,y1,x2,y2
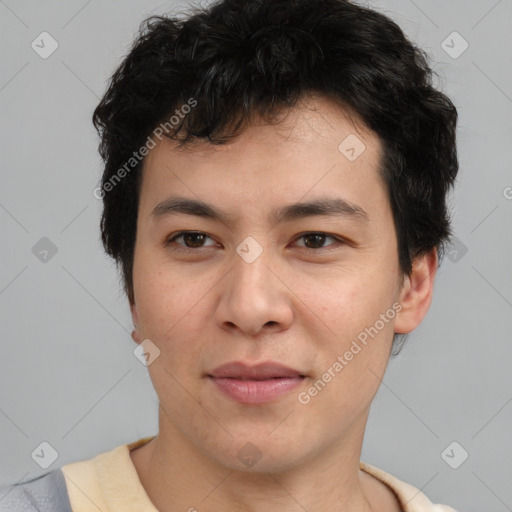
[
  {"x1": 394, "y1": 248, "x2": 438, "y2": 334},
  {"x1": 130, "y1": 302, "x2": 142, "y2": 344}
]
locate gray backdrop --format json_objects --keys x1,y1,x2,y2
[{"x1": 1, "y1": 1, "x2": 511, "y2": 511}]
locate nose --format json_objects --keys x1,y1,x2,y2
[{"x1": 214, "y1": 241, "x2": 294, "y2": 337}]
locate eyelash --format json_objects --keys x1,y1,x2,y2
[{"x1": 164, "y1": 231, "x2": 346, "y2": 253}]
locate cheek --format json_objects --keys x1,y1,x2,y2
[
  {"x1": 306, "y1": 268, "x2": 398, "y2": 406},
  {"x1": 314, "y1": 264, "x2": 398, "y2": 338},
  {"x1": 133, "y1": 263, "x2": 180, "y2": 334},
  {"x1": 308, "y1": 279, "x2": 396, "y2": 410},
  {"x1": 133, "y1": 261, "x2": 218, "y2": 367}
]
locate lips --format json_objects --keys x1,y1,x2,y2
[
  {"x1": 207, "y1": 362, "x2": 306, "y2": 404},
  {"x1": 208, "y1": 361, "x2": 305, "y2": 380}
]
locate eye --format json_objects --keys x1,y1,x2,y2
[
  {"x1": 165, "y1": 231, "x2": 344, "y2": 252},
  {"x1": 293, "y1": 232, "x2": 343, "y2": 250},
  {"x1": 165, "y1": 231, "x2": 217, "y2": 251}
]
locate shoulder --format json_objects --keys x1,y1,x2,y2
[
  {"x1": 0, "y1": 469, "x2": 72, "y2": 512},
  {"x1": 360, "y1": 461, "x2": 459, "y2": 512}
]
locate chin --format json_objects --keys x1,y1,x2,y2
[{"x1": 209, "y1": 436, "x2": 311, "y2": 475}]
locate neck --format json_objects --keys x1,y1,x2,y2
[{"x1": 130, "y1": 407, "x2": 375, "y2": 512}]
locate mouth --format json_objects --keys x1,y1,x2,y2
[{"x1": 207, "y1": 361, "x2": 306, "y2": 404}]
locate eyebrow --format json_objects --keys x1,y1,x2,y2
[{"x1": 151, "y1": 195, "x2": 369, "y2": 226}]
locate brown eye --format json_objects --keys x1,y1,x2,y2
[
  {"x1": 164, "y1": 231, "x2": 344, "y2": 253},
  {"x1": 295, "y1": 232, "x2": 340, "y2": 250},
  {"x1": 181, "y1": 233, "x2": 207, "y2": 248},
  {"x1": 302, "y1": 233, "x2": 328, "y2": 249},
  {"x1": 165, "y1": 231, "x2": 216, "y2": 250}
]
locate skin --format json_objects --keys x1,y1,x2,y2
[{"x1": 128, "y1": 94, "x2": 438, "y2": 512}]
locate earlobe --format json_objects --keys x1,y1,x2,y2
[
  {"x1": 394, "y1": 248, "x2": 438, "y2": 334},
  {"x1": 131, "y1": 329, "x2": 142, "y2": 344},
  {"x1": 130, "y1": 303, "x2": 142, "y2": 344}
]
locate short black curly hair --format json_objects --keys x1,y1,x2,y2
[{"x1": 92, "y1": 0, "x2": 458, "y2": 356}]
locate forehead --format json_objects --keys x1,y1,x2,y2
[
  {"x1": 138, "y1": 95, "x2": 386, "y2": 224},
  {"x1": 165, "y1": 95, "x2": 379, "y2": 159}
]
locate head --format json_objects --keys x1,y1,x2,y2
[{"x1": 92, "y1": 0, "x2": 458, "y2": 472}]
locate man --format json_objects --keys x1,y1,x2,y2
[{"x1": 1, "y1": 0, "x2": 459, "y2": 510}]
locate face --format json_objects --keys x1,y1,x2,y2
[{"x1": 130, "y1": 95, "x2": 430, "y2": 472}]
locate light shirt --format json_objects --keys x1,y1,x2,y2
[{"x1": 0, "y1": 436, "x2": 459, "y2": 511}]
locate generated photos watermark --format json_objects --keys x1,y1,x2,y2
[
  {"x1": 298, "y1": 301, "x2": 403, "y2": 404},
  {"x1": 93, "y1": 97, "x2": 197, "y2": 200}
]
